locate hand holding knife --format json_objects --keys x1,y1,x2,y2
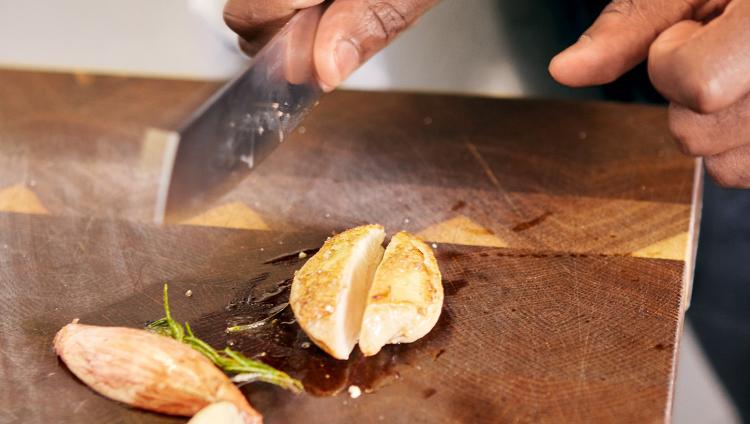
[
  {"x1": 155, "y1": 1, "x2": 439, "y2": 223},
  {"x1": 154, "y1": 5, "x2": 326, "y2": 223}
]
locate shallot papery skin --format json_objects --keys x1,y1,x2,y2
[{"x1": 54, "y1": 323, "x2": 261, "y2": 424}]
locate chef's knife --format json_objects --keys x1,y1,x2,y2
[{"x1": 153, "y1": 5, "x2": 325, "y2": 224}]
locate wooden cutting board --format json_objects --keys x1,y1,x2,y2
[{"x1": 0, "y1": 69, "x2": 701, "y2": 423}]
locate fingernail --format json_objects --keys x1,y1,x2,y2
[
  {"x1": 334, "y1": 39, "x2": 361, "y2": 86},
  {"x1": 557, "y1": 35, "x2": 591, "y2": 59},
  {"x1": 549, "y1": 34, "x2": 592, "y2": 72},
  {"x1": 319, "y1": 80, "x2": 335, "y2": 93}
]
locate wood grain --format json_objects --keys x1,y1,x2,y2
[
  {"x1": 0, "y1": 213, "x2": 683, "y2": 423},
  {"x1": 0, "y1": 69, "x2": 700, "y2": 423}
]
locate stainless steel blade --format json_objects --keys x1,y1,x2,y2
[{"x1": 153, "y1": 5, "x2": 325, "y2": 224}]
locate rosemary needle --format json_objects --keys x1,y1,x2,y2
[{"x1": 147, "y1": 284, "x2": 303, "y2": 393}]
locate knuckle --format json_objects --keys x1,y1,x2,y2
[
  {"x1": 223, "y1": 9, "x2": 249, "y2": 33},
  {"x1": 670, "y1": 128, "x2": 700, "y2": 156},
  {"x1": 688, "y1": 78, "x2": 723, "y2": 114},
  {"x1": 676, "y1": 137, "x2": 706, "y2": 156},
  {"x1": 365, "y1": 2, "x2": 409, "y2": 42},
  {"x1": 705, "y1": 157, "x2": 746, "y2": 188},
  {"x1": 668, "y1": 107, "x2": 704, "y2": 156},
  {"x1": 676, "y1": 63, "x2": 725, "y2": 113}
]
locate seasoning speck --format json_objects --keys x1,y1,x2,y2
[
  {"x1": 431, "y1": 243, "x2": 438, "y2": 249},
  {"x1": 184, "y1": 289, "x2": 193, "y2": 298},
  {"x1": 325, "y1": 213, "x2": 331, "y2": 219},
  {"x1": 239, "y1": 154, "x2": 253, "y2": 168},
  {"x1": 301, "y1": 341, "x2": 311, "y2": 349},
  {"x1": 324, "y1": 305, "x2": 334, "y2": 313},
  {"x1": 403, "y1": 218, "x2": 410, "y2": 224},
  {"x1": 298, "y1": 251, "x2": 308, "y2": 259},
  {"x1": 348, "y1": 385, "x2": 362, "y2": 399}
]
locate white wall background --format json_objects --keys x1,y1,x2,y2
[
  {"x1": 0, "y1": 0, "x2": 594, "y2": 98},
  {"x1": 0, "y1": 0, "x2": 243, "y2": 79}
]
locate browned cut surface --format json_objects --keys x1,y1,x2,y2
[{"x1": 0, "y1": 69, "x2": 699, "y2": 423}]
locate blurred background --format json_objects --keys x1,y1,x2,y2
[{"x1": 0, "y1": 0, "x2": 747, "y2": 422}]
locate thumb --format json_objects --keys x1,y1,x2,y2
[
  {"x1": 549, "y1": 0, "x2": 707, "y2": 87},
  {"x1": 313, "y1": 0, "x2": 438, "y2": 91}
]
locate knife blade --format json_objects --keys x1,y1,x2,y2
[{"x1": 152, "y1": 5, "x2": 325, "y2": 224}]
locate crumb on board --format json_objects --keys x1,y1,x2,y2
[
  {"x1": 431, "y1": 243, "x2": 438, "y2": 249},
  {"x1": 348, "y1": 385, "x2": 362, "y2": 399},
  {"x1": 298, "y1": 251, "x2": 308, "y2": 259},
  {"x1": 185, "y1": 289, "x2": 193, "y2": 298}
]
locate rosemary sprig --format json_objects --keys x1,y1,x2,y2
[{"x1": 147, "y1": 284, "x2": 303, "y2": 393}]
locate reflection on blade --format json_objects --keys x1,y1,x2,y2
[{"x1": 154, "y1": 5, "x2": 325, "y2": 224}]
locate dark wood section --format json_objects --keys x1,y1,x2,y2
[
  {"x1": 0, "y1": 69, "x2": 699, "y2": 423},
  {"x1": 0, "y1": 213, "x2": 682, "y2": 423}
]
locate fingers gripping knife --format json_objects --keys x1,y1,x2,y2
[{"x1": 152, "y1": 5, "x2": 325, "y2": 223}]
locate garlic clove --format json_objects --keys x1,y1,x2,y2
[
  {"x1": 188, "y1": 401, "x2": 248, "y2": 424},
  {"x1": 359, "y1": 231, "x2": 443, "y2": 356},
  {"x1": 290, "y1": 224, "x2": 385, "y2": 359}
]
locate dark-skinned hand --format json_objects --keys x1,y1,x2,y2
[{"x1": 550, "y1": 0, "x2": 750, "y2": 188}]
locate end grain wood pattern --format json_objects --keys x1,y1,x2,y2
[{"x1": 0, "y1": 69, "x2": 700, "y2": 423}]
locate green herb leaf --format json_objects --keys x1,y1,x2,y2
[{"x1": 147, "y1": 284, "x2": 303, "y2": 393}]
